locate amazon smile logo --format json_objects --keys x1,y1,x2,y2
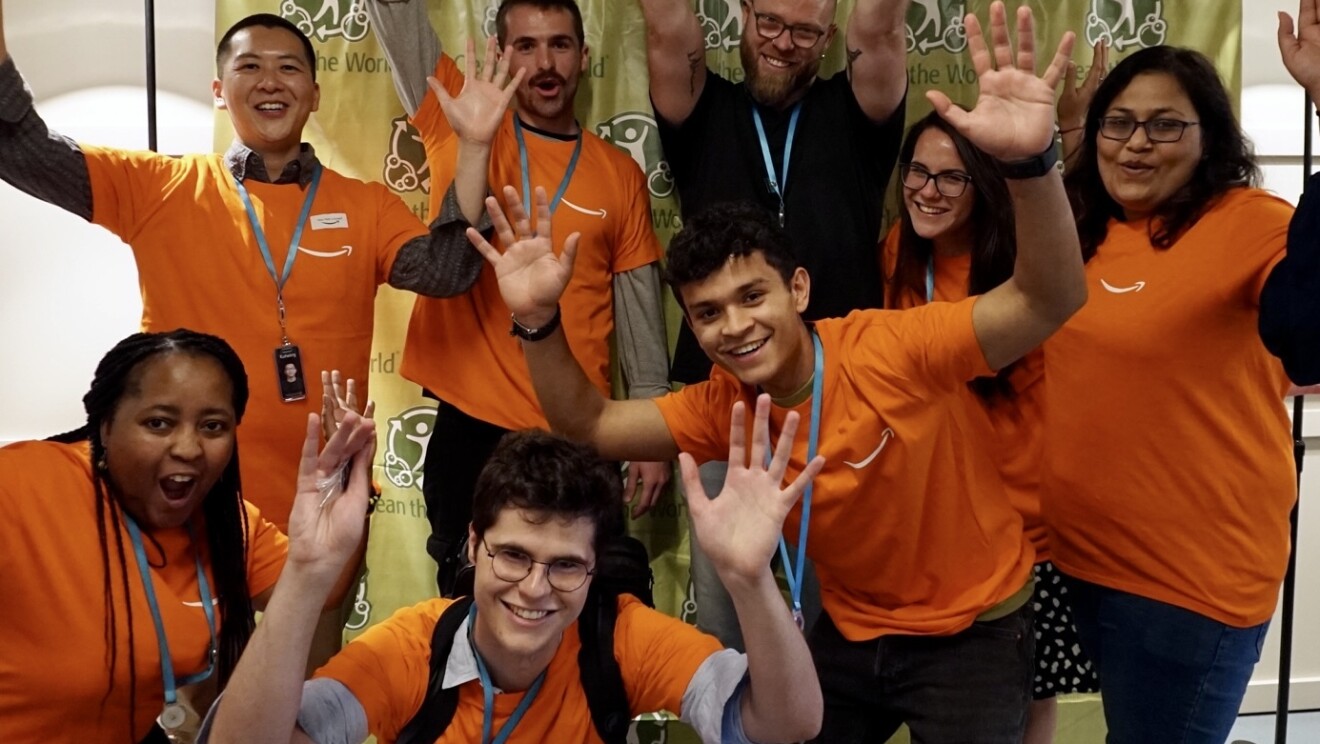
[
  {"x1": 297, "y1": 245, "x2": 353, "y2": 258},
  {"x1": 1100, "y1": 278, "x2": 1146, "y2": 294}
]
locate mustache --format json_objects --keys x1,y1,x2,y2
[{"x1": 528, "y1": 71, "x2": 566, "y2": 88}]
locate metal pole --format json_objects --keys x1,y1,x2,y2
[
  {"x1": 143, "y1": 0, "x2": 158, "y2": 152},
  {"x1": 1274, "y1": 91, "x2": 1312, "y2": 744}
]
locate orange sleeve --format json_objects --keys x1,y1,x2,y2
[
  {"x1": 409, "y1": 54, "x2": 465, "y2": 145},
  {"x1": 371, "y1": 179, "x2": 431, "y2": 282},
  {"x1": 1235, "y1": 192, "x2": 1293, "y2": 304},
  {"x1": 614, "y1": 596, "x2": 723, "y2": 717},
  {"x1": 880, "y1": 223, "x2": 900, "y2": 303},
  {"x1": 848, "y1": 298, "x2": 992, "y2": 395},
  {"x1": 610, "y1": 156, "x2": 663, "y2": 274},
  {"x1": 81, "y1": 144, "x2": 181, "y2": 242},
  {"x1": 652, "y1": 375, "x2": 744, "y2": 465},
  {"x1": 241, "y1": 500, "x2": 288, "y2": 597},
  {"x1": 313, "y1": 598, "x2": 449, "y2": 741}
]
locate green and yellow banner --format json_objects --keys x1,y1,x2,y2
[{"x1": 214, "y1": 1, "x2": 1239, "y2": 740}]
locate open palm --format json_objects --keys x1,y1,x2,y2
[
  {"x1": 1280, "y1": 0, "x2": 1320, "y2": 97},
  {"x1": 681, "y1": 396, "x2": 825, "y2": 583},
  {"x1": 927, "y1": 2, "x2": 1075, "y2": 161},
  {"x1": 468, "y1": 185, "x2": 580, "y2": 321},
  {"x1": 431, "y1": 36, "x2": 524, "y2": 147},
  {"x1": 285, "y1": 412, "x2": 377, "y2": 581}
]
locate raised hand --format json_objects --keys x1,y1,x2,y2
[
  {"x1": 927, "y1": 2, "x2": 1075, "y2": 161},
  {"x1": 467, "y1": 185, "x2": 580, "y2": 325},
  {"x1": 680, "y1": 395, "x2": 826, "y2": 584},
  {"x1": 1058, "y1": 39, "x2": 1107, "y2": 132},
  {"x1": 285, "y1": 411, "x2": 377, "y2": 584},
  {"x1": 1280, "y1": 0, "x2": 1320, "y2": 100},
  {"x1": 319, "y1": 369, "x2": 374, "y2": 442},
  {"x1": 428, "y1": 36, "x2": 525, "y2": 147},
  {"x1": 624, "y1": 460, "x2": 672, "y2": 519}
]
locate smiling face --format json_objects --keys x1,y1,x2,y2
[
  {"x1": 501, "y1": 5, "x2": 588, "y2": 134},
  {"x1": 678, "y1": 251, "x2": 813, "y2": 397},
  {"x1": 99, "y1": 353, "x2": 237, "y2": 531},
  {"x1": 212, "y1": 24, "x2": 320, "y2": 166},
  {"x1": 902, "y1": 128, "x2": 977, "y2": 252},
  {"x1": 739, "y1": 0, "x2": 835, "y2": 109},
  {"x1": 467, "y1": 508, "x2": 595, "y2": 688},
  {"x1": 1096, "y1": 72, "x2": 1203, "y2": 220}
]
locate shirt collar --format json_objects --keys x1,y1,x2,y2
[
  {"x1": 441, "y1": 613, "x2": 492, "y2": 691},
  {"x1": 223, "y1": 141, "x2": 319, "y2": 186}
]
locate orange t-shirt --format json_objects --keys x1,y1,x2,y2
[
  {"x1": 401, "y1": 55, "x2": 662, "y2": 430},
  {"x1": 654, "y1": 303, "x2": 1034, "y2": 640},
  {"x1": 81, "y1": 147, "x2": 428, "y2": 529},
  {"x1": 314, "y1": 595, "x2": 720, "y2": 743},
  {"x1": 881, "y1": 226, "x2": 1050, "y2": 559},
  {"x1": 1043, "y1": 187, "x2": 1295, "y2": 627},
  {"x1": 0, "y1": 440, "x2": 288, "y2": 743}
]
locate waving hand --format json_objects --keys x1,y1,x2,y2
[{"x1": 468, "y1": 185, "x2": 580, "y2": 326}]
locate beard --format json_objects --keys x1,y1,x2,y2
[{"x1": 740, "y1": 33, "x2": 821, "y2": 109}]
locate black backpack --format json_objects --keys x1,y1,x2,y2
[{"x1": 396, "y1": 535, "x2": 654, "y2": 744}]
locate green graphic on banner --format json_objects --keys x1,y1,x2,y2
[
  {"x1": 280, "y1": 0, "x2": 371, "y2": 42},
  {"x1": 382, "y1": 115, "x2": 431, "y2": 195}
]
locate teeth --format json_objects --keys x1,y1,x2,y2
[
  {"x1": 510, "y1": 606, "x2": 548, "y2": 620},
  {"x1": 731, "y1": 340, "x2": 765, "y2": 356},
  {"x1": 167, "y1": 475, "x2": 194, "y2": 483},
  {"x1": 764, "y1": 56, "x2": 791, "y2": 68},
  {"x1": 915, "y1": 204, "x2": 946, "y2": 215},
  {"x1": 256, "y1": 103, "x2": 285, "y2": 111}
]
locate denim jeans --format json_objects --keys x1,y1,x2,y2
[
  {"x1": 806, "y1": 602, "x2": 1035, "y2": 743},
  {"x1": 686, "y1": 459, "x2": 820, "y2": 651},
  {"x1": 1062, "y1": 573, "x2": 1270, "y2": 744}
]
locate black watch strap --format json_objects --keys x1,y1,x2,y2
[
  {"x1": 997, "y1": 141, "x2": 1060, "y2": 180},
  {"x1": 510, "y1": 306, "x2": 562, "y2": 341}
]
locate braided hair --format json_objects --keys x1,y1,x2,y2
[{"x1": 48, "y1": 329, "x2": 254, "y2": 740}]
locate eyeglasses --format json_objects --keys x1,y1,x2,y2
[
  {"x1": 1098, "y1": 116, "x2": 1199, "y2": 143},
  {"x1": 900, "y1": 163, "x2": 972, "y2": 198},
  {"x1": 746, "y1": 3, "x2": 829, "y2": 48},
  {"x1": 482, "y1": 540, "x2": 594, "y2": 592}
]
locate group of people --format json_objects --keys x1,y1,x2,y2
[{"x1": 3, "y1": 0, "x2": 1320, "y2": 743}]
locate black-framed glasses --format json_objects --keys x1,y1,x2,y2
[
  {"x1": 482, "y1": 539, "x2": 595, "y2": 592},
  {"x1": 1098, "y1": 116, "x2": 1199, "y2": 143},
  {"x1": 899, "y1": 163, "x2": 972, "y2": 198},
  {"x1": 745, "y1": 2, "x2": 829, "y2": 48}
]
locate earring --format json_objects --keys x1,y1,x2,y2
[{"x1": 96, "y1": 452, "x2": 108, "y2": 472}]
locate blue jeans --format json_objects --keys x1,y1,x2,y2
[
  {"x1": 1062, "y1": 573, "x2": 1270, "y2": 744},
  {"x1": 807, "y1": 603, "x2": 1035, "y2": 743}
]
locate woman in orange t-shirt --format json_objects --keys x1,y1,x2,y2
[
  {"x1": 883, "y1": 110, "x2": 1097, "y2": 744},
  {"x1": 1046, "y1": 46, "x2": 1296, "y2": 743},
  {"x1": 0, "y1": 330, "x2": 370, "y2": 744}
]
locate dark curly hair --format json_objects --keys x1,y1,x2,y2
[
  {"x1": 663, "y1": 201, "x2": 800, "y2": 309},
  {"x1": 1064, "y1": 45, "x2": 1258, "y2": 260}
]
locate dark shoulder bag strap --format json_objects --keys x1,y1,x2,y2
[
  {"x1": 396, "y1": 596, "x2": 475, "y2": 744},
  {"x1": 577, "y1": 588, "x2": 631, "y2": 744}
]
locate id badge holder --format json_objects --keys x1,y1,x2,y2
[{"x1": 275, "y1": 344, "x2": 307, "y2": 402}]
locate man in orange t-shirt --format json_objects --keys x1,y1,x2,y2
[
  {"x1": 366, "y1": 0, "x2": 674, "y2": 595},
  {"x1": 207, "y1": 428, "x2": 824, "y2": 744},
  {"x1": 464, "y1": 7, "x2": 1086, "y2": 738}
]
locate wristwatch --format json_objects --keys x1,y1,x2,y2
[
  {"x1": 997, "y1": 141, "x2": 1060, "y2": 180},
  {"x1": 510, "y1": 306, "x2": 562, "y2": 341}
]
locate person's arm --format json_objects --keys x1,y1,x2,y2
[
  {"x1": 681, "y1": 396, "x2": 825, "y2": 743},
  {"x1": 927, "y1": 3, "x2": 1085, "y2": 372},
  {"x1": 388, "y1": 39, "x2": 524, "y2": 298},
  {"x1": 1056, "y1": 40, "x2": 1106, "y2": 171},
  {"x1": 844, "y1": 0, "x2": 910, "y2": 123},
  {"x1": 363, "y1": 0, "x2": 440, "y2": 117},
  {"x1": 636, "y1": 0, "x2": 707, "y2": 125},
  {"x1": 464, "y1": 185, "x2": 681, "y2": 462},
  {"x1": 0, "y1": 1, "x2": 93, "y2": 221},
  {"x1": 614, "y1": 263, "x2": 674, "y2": 517},
  {"x1": 207, "y1": 413, "x2": 377, "y2": 744}
]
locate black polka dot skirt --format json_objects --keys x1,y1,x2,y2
[{"x1": 1031, "y1": 560, "x2": 1100, "y2": 700}]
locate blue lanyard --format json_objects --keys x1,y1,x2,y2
[
  {"x1": 513, "y1": 117, "x2": 583, "y2": 216},
  {"x1": 773, "y1": 330, "x2": 824, "y2": 630},
  {"x1": 233, "y1": 166, "x2": 323, "y2": 342},
  {"x1": 752, "y1": 102, "x2": 803, "y2": 227},
  {"x1": 468, "y1": 603, "x2": 546, "y2": 744},
  {"x1": 926, "y1": 257, "x2": 936, "y2": 302},
  {"x1": 123, "y1": 515, "x2": 218, "y2": 708}
]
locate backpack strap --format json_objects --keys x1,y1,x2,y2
[
  {"x1": 396, "y1": 596, "x2": 475, "y2": 744},
  {"x1": 577, "y1": 588, "x2": 631, "y2": 744}
]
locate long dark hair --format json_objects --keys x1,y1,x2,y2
[
  {"x1": 1065, "y1": 45, "x2": 1259, "y2": 260},
  {"x1": 47, "y1": 329, "x2": 253, "y2": 740},
  {"x1": 889, "y1": 111, "x2": 1018, "y2": 401}
]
